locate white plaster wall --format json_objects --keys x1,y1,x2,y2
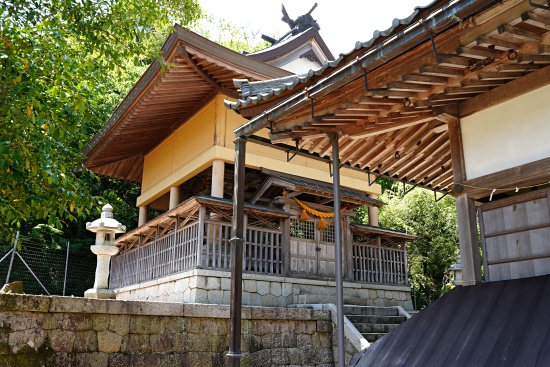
[{"x1": 461, "y1": 83, "x2": 550, "y2": 180}]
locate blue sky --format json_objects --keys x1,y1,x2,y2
[{"x1": 197, "y1": 0, "x2": 434, "y2": 55}]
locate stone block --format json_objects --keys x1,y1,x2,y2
[
  {"x1": 209, "y1": 334, "x2": 228, "y2": 352},
  {"x1": 270, "y1": 282, "x2": 282, "y2": 297},
  {"x1": 0, "y1": 312, "x2": 33, "y2": 331},
  {"x1": 109, "y1": 314, "x2": 130, "y2": 336},
  {"x1": 399, "y1": 291, "x2": 406, "y2": 301},
  {"x1": 256, "y1": 281, "x2": 270, "y2": 296},
  {"x1": 221, "y1": 278, "x2": 231, "y2": 291},
  {"x1": 193, "y1": 289, "x2": 208, "y2": 304},
  {"x1": 184, "y1": 303, "x2": 230, "y2": 319},
  {"x1": 241, "y1": 292, "x2": 251, "y2": 305},
  {"x1": 184, "y1": 318, "x2": 201, "y2": 334},
  {"x1": 172, "y1": 333, "x2": 191, "y2": 354},
  {"x1": 376, "y1": 290, "x2": 385, "y2": 299},
  {"x1": 190, "y1": 334, "x2": 211, "y2": 352},
  {"x1": 73, "y1": 330, "x2": 98, "y2": 352},
  {"x1": 222, "y1": 291, "x2": 231, "y2": 305},
  {"x1": 316, "y1": 320, "x2": 332, "y2": 333},
  {"x1": 368, "y1": 289, "x2": 378, "y2": 299},
  {"x1": 130, "y1": 315, "x2": 160, "y2": 334},
  {"x1": 262, "y1": 294, "x2": 278, "y2": 307},
  {"x1": 49, "y1": 329, "x2": 76, "y2": 352},
  {"x1": 129, "y1": 353, "x2": 161, "y2": 367},
  {"x1": 374, "y1": 298, "x2": 386, "y2": 307},
  {"x1": 0, "y1": 294, "x2": 50, "y2": 312},
  {"x1": 189, "y1": 276, "x2": 206, "y2": 289},
  {"x1": 385, "y1": 291, "x2": 393, "y2": 299},
  {"x1": 108, "y1": 353, "x2": 130, "y2": 367},
  {"x1": 261, "y1": 333, "x2": 282, "y2": 349},
  {"x1": 243, "y1": 280, "x2": 257, "y2": 293},
  {"x1": 207, "y1": 290, "x2": 224, "y2": 304},
  {"x1": 183, "y1": 288, "x2": 192, "y2": 303},
  {"x1": 120, "y1": 334, "x2": 150, "y2": 354},
  {"x1": 206, "y1": 277, "x2": 221, "y2": 290},
  {"x1": 160, "y1": 316, "x2": 185, "y2": 333},
  {"x1": 271, "y1": 347, "x2": 290, "y2": 365},
  {"x1": 92, "y1": 314, "x2": 109, "y2": 331},
  {"x1": 62, "y1": 313, "x2": 92, "y2": 331},
  {"x1": 75, "y1": 352, "x2": 109, "y2": 367},
  {"x1": 297, "y1": 333, "x2": 314, "y2": 349},
  {"x1": 97, "y1": 330, "x2": 123, "y2": 353},
  {"x1": 277, "y1": 296, "x2": 286, "y2": 307},
  {"x1": 8, "y1": 328, "x2": 47, "y2": 353},
  {"x1": 41, "y1": 313, "x2": 64, "y2": 330},
  {"x1": 313, "y1": 333, "x2": 332, "y2": 349},
  {"x1": 150, "y1": 333, "x2": 174, "y2": 353},
  {"x1": 287, "y1": 347, "x2": 307, "y2": 365},
  {"x1": 282, "y1": 283, "x2": 292, "y2": 297},
  {"x1": 249, "y1": 293, "x2": 262, "y2": 306},
  {"x1": 281, "y1": 331, "x2": 297, "y2": 348}
]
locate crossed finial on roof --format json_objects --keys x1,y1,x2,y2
[{"x1": 281, "y1": 3, "x2": 320, "y2": 35}]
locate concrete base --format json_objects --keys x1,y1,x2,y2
[{"x1": 84, "y1": 288, "x2": 116, "y2": 299}]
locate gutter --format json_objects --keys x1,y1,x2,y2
[{"x1": 233, "y1": 0, "x2": 495, "y2": 138}]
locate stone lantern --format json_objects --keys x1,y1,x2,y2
[
  {"x1": 84, "y1": 204, "x2": 126, "y2": 299},
  {"x1": 448, "y1": 255, "x2": 463, "y2": 286}
]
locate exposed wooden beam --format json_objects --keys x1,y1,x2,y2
[{"x1": 458, "y1": 63, "x2": 550, "y2": 117}]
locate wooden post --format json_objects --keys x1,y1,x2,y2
[
  {"x1": 228, "y1": 136, "x2": 246, "y2": 366},
  {"x1": 377, "y1": 235, "x2": 382, "y2": 283},
  {"x1": 138, "y1": 205, "x2": 148, "y2": 227},
  {"x1": 343, "y1": 215, "x2": 354, "y2": 280},
  {"x1": 211, "y1": 159, "x2": 225, "y2": 198},
  {"x1": 281, "y1": 215, "x2": 291, "y2": 276},
  {"x1": 197, "y1": 205, "x2": 206, "y2": 268},
  {"x1": 368, "y1": 194, "x2": 379, "y2": 226},
  {"x1": 169, "y1": 186, "x2": 180, "y2": 211},
  {"x1": 447, "y1": 112, "x2": 482, "y2": 285},
  {"x1": 402, "y1": 239, "x2": 408, "y2": 286}
]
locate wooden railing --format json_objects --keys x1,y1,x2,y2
[
  {"x1": 110, "y1": 222, "x2": 200, "y2": 289},
  {"x1": 110, "y1": 220, "x2": 283, "y2": 288},
  {"x1": 352, "y1": 242, "x2": 407, "y2": 285}
]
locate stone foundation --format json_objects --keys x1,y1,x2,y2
[
  {"x1": 0, "y1": 294, "x2": 335, "y2": 366},
  {"x1": 114, "y1": 269, "x2": 413, "y2": 310}
]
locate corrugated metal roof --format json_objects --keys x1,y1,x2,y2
[
  {"x1": 351, "y1": 274, "x2": 550, "y2": 367},
  {"x1": 225, "y1": 0, "x2": 450, "y2": 110}
]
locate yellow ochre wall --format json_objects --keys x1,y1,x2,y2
[{"x1": 138, "y1": 95, "x2": 381, "y2": 206}]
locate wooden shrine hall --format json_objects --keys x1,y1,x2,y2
[
  {"x1": 224, "y1": 0, "x2": 550, "y2": 365},
  {"x1": 82, "y1": 1, "x2": 418, "y2": 337}
]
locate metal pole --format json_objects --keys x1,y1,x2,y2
[
  {"x1": 228, "y1": 136, "x2": 247, "y2": 367},
  {"x1": 330, "y1": 133, "x2": 345, "y2": 367},
  {"x1": 63, "y1": 241, "x2": 70, "y2": 296},
  {"x1": 5, "y1": 231, "x2": 19, "y2": 284}
]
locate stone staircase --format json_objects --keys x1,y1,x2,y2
[{"x1": 344, "y1": 306, "x2": 408, "y2": 343}]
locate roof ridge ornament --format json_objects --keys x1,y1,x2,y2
[{"x1": 262, "y1": 3, "x2": 321, "y2": 45}]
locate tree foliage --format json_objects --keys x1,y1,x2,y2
[
  {"x1": 378, "y1": 185, "x2": 459, "y2": 308},
  {"x1": 0, "y1": 0, "x2": 202, "y2": 234}
]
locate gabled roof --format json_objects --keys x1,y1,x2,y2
[
  {"x1": 352, "y1": 274, "x2": 550, "y2": 366},
  {"x1": 225, "y1": 0, "x2": 454, "y2": 111},
  {"x1": 82, "y1": 25, "x2": 291, "y2": 182},
  {"x1": 247, "y1": 28, "x2": 334, "y2": 65},
  {"x1": 223, "y1": 0, "x2": 550, "y2": 198},
  {"x1": 255, "y1": 168, "x2": 384, "y2": 208}
]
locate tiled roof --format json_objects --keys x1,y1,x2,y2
[{"x1": 226, "y1": 0, "x2": 449, "y2": 110}]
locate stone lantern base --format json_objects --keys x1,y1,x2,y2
[{"x1": 84, "y1": 288, "x2": 117, "y2": 299}]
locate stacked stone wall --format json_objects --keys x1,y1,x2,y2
[
  {"x1": 0, "y1": 294, "x2": 334, "y2": 366},
  {"x1": 114, "y1": 269, "x2": 413, "y2": 310}
]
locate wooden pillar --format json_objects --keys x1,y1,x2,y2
[
  {"x1": 228, "y1": 136, "x2": 246, "y2": 366},
  {"x1": 169, "y1": 186, "x2": 180, "y2": 211},
  {"x1": 281, "y1": 205, "x2": 291, "y2": 276},
  {"x1": 368, "y1": 194, "x2": 379, "y2": 227},
  {"x1": 447, "y1": 111, "x2": 482, "y2": 285},
  {"x1": 211, "y1": 159, "x2": 225, "y2": 198},
  {"x1": 377, "y1": 235, "x2": 382, "y2": 283},
  {"x1": 343, "y1": 215, "x2": 354, "y2": 280},
  {"x1": 138, "y1": 205, "x2": 148, "y2": 227},
  {"x1": 402, "y1": 239, "x2": 408, "y2": 286}
]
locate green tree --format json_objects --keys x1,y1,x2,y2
[
  {"x1": 0, "y1": 0, "x2": 202, "y2": 235},
  {"x1": 354, "y1": 182, "x2": 460, "y2": 309}
]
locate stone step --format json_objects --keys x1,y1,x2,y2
[
  {"x1": 352, "y1": 323, "x2": 402, "y2": 333},
  {"x1": 346, "y1": 315, "x2": 407, "y2": 325},
  {"x1": 343, "y1": 306, "x2": 400, "y2": 316},
  {"x1": 362, "y1": 333, "x2": 387, "y2": 343}
]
